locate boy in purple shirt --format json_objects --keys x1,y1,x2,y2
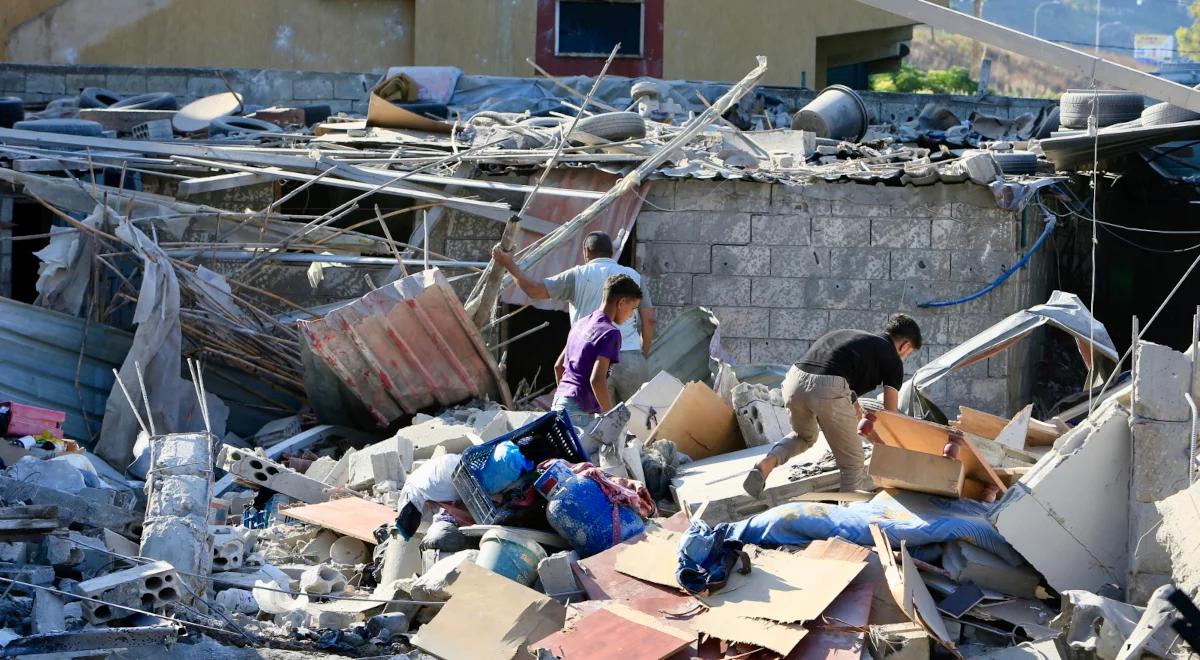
[{"x1": 551, "y1": 274, "x2": 644, "y2": 419}]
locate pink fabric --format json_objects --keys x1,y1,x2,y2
[{"x1": 566, "y1": 461, "x2": 657, "y2": 519}]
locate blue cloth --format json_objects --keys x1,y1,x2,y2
[
  {"x1": 723, "y1": 490, "x2": 1021, "y2": 564},
  {"x1": 676, "y1": 518, "x2": 747, "y2": 595}
]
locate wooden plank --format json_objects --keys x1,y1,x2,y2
[
  {"x1": 868, "y1": 444, "x2": 965, "y2": 498},
  {"x1": 177, "y1": 171, "x2": 280, "y2": 197},
  {"x1": 954, "y1": 406, "x2": 1060, "y2": 447},
  {"x1": 871, "y1": 410, "x2": 1006, "y2": 501},
  {"x1": 278, "y1": 497, "x2": 395, "y2": 543},
  {"x1": 533, "y1": 603, "x2": 693, "y2": 660}
]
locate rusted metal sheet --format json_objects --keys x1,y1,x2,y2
[{"x1": 300, "y1": 268, "x2": 511, "y2": 427}]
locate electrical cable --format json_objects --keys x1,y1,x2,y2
[{"x1": 917, "y1": 214, "x2": 1057, "y2": 308}]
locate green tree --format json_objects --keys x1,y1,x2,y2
[
  {"x1": 1177, "y1": 0, "x2": 1200, "y2": 60},
  {"x1": 870, "y1": 64, "x2": 979, "y2": 95}
]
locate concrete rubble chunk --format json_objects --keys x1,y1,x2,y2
[
  {"x1": 32, "y1": 590, "x2": 66, "y2": 634},
  {"x1": 140, "y1": 432, "x2": 214, "y2": 604},
  {"x1": 393, "y1": 420, "x2": 481, "y2": 460},
  {"x1": 990, "y1": 401, "x2": 1130, "y2": 593},
  {"x1": 869, "y1": 621, "x2": 931, "y2": 660},
  {"x1": 218, "y1": 445, "x2": 330, "y2": 503},
  {"x1": 537, "y1": 550, "x2": 583, "y2": 602},
  {"x1": 1132, "y1": 341, "x2": 1193, "y2": 423},
  {"x1": 1154, "y1": 479, "x2": 1200, "y2": 598},
  {"x1": 75, "y1": 560, "x2": 181, "y2": 623},
  {"x1": 348, "y1": 449, "x2": 405, "y2": 491},
  {"x1": 407, "y1": 549, "x2": 478, "y2": 602},
  {"x1": 299, "y1": 563, "x2": 347, "y2": 595}
]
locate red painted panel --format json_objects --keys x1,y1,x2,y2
[{"x1": 535, "y1": 0, "x2": 664, "y2": 78}]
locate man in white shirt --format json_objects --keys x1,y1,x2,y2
[{"x1": 491, "y1": 231, "x2": 656, "y2": 403}]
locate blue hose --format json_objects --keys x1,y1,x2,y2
[{"x1": 917, "y1": 215, "x2": 1057, "y2": 308}]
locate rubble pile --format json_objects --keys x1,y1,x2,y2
[{"x1": 0, "y1": 56, "x2": 1195, "y2": 660}]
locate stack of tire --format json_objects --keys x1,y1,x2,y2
[{"x1": 1058, "y1": 90, "x2": 1144, "y2": 129}]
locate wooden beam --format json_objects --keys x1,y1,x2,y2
[
  {"x1": 854, "y1": 0, "x2": 1200, "y2": 112},
  {"x1": 177, "y1": 171, "x2": 280, "y2": 197}
]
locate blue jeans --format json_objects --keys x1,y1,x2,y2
[{"x1": 551, "y1": 395, "x2": 593, "y2": 427}]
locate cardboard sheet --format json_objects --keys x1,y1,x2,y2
[
  {"x1": 693, "y1": 608, "x2": 808, "y2": 656},
  {"x1": 871, "y1": 410, "x2": 1006, "y2": 501},
  {"x1": 699, "y1": 548, "x2": 865, "y2": 624},
  {"x1": 279, "y1": 497, "x2": 396, "y2": 543},
  {"x1": 535, "y1": 603, "x2": 693, "y2": 660},
  {"x1": 613, "y1": 527, "x2": 683, "y2": 590},
  {"x1": 412, "y1": 562, "x2": 566, "y2": 660},
  {"x1": 647, "y1": 381, "x2": 745, "y2": 460}
]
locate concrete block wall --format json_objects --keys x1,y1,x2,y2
[
  {"x1": 0, "y1": 63, "x2": 377, "y2": 115},
  {"x1": 636, "y1": 178, "x2": 1049, "y2": 417}
]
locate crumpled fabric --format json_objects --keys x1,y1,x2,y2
[
  {"x1": 676, "y1": 518, "x2": 750, "y2": 595},
  {"x1": 562, "y1": 460, "x2": 656, "y2": 519},
  {"x1": 32, "y1": 208, "x2": 103, "y2": 315}
]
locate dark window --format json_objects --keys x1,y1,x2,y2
[{"x1": 556, "y1": 1, "x2": 643, "y2": 57}]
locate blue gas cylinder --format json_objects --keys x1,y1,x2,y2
[{"x1": 534, "y1": 460, "x2": 645, "y2": 557}]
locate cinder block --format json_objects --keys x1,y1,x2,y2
[
  {"x1": 691, "y1": 275, "x2": 751, "y2": 306},
  {"x1": 953, "y1": 202, "x2": 1013, "y2": 221},
  {"x1": 637, "y1": 242, "x2": 711, "y2": 275},
  {"x1": 806, "y1": 279, "x2": 871, "y2": 309},
  {"x1": 1127, "y1": 572, "x2": 1172, "y2": 607},
  {"x1": 709, "y1": 307, "x2": 770, "y2": 339},
  {"x1": 1130, "y1": 420, "x2": 1191, "y2": 503},
  {"x1": 0, "y1": 70, "x2": 24, "y2": 92},
  {"x1": 770, "y1": 246, "x2": 830, "y2": 278},
  {"x1": 713, "y1": 245, "x2": 770, "y2": 276},
  {"x1": 871, "y1": 217, "x2": 930, "y2": 248},
  {"x1": 636, "y1": 211, "x2": 750, "y2": 244},
  {"x1": 812, "y1": 217, "x2": 871, "y2": 247},
  {"x1": 949, "y1": 249, "x2": 1018, "y2": 283},
  {"x1": 830, "y1": 247, "x2": 889, "y2": 280},
  {"x1": 723, "y1": 337, "x2": 752, "y2": 364},
  {"x1": 300, "y1": 564, "x2": 348, "y2": 595},
  {"x1": 348, "y1": 450, "x2": 404, "y2": 491},
  {"x1": 25, "y1": 73, "x2": 65, "y2": 95},
  {"x1": 769, "y1": 309, "x2": 829, "y2": 340},
  {"x1": 750, "y1": 214, "x2": 810, "y2": 245},
  {"x1": 831, "y1": 200, "x2": 891, "y2": 217},
  {"x1": 645, "y1": 273, "x2": 692, "y2": 306},
  {"x1": 890, "y1": 249, "x2": 950, "y2": 281},
  {"x1": 947, "y1": 314, "x2": 996, "y2": 344},
  {"x1": 146, "y1": 74, "x2": 189, "y2": 96},
  {"x1": 751, "y1": 338, "x2": 811, "y2": 365},
  {"x1": 1129, "y1": 502, "x2": 1172, "y2": 575},
  {"x1": 211, "y1": 526, "x2": 248, "y2": 572},
  {"x1": 932, "y1": 218, "x2": 1014, "y2": 250},
  {"x1": 333, "y1": 75, "x2": 369, "y2": 100},
  {"x1": 64, "y1": 73, "x2": 106, "y2": 92},
  {"x1": 392, "y1": 421, "x2": 478, "y2": 460},
  {"x1": 642, "y1": 180, "x2": 675, "y2": 209},
  {"x1": 899, "y1": 201, "x2": 954, "y2": 219},
  {"x1": 1133, "y1": 342, "x2": 1193, "y2": 423},
  {"x1": 537, "y1": 550, "x2": 582, "y2": 602},
  {"x1": 187, "y1": 76, "x2": 229, "y2": 98},
  {"x1": 105, "y1": 73, "x2": 146, "y2": 95},
  {"x1": 675, "y1": 180, "x2": 769, "y2": 212},
  {"x1": 771, "y1": 186, "x2": 830, "y2": 215},
  {"x1": 828, "y1": 309, "x2": 888, "y2": 332},
  {"x1": 75, "y1": 560, "x2": 181, "y2": 623},
  {"x1": 294, "y1": 76, "x2": 334, "y2": 100},
  {"x1": 735, "y1": 399, "x2": 791, "y2": 448},
  {"x1": 750, "y1": 277, "x2": 805, "y2": 308},
  {"x1": 218, "y1": 446, "x2": 330, "y2": 503}
]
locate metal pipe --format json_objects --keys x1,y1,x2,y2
[
  {"x1": 490, "y1": 321, "x2": 551, "y2": 351},
  {"x1": 1190, "y1": 306, "x2": 1199, "y2": 483},
  {"x1": 161, "y1": 249, "x2": 486, "y2": 268}
]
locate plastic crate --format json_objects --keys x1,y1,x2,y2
[
  {"x1": 0, "y1": 402, "x2": 65, "y2": 439},
  {"x1": 452, "y1": 409, "x2": 588, "y2": 525}
]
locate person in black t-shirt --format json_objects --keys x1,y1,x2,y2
[{"x1": 743, "y1": 314, "x2": 922, "y2": 496}]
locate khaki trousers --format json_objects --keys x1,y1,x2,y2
[
  {"x1": 766, "y1": 365, "x2": 866, "y2": 492},
  {"x1": 608, "y1": 350, "x2": 649, "y2": 403}
]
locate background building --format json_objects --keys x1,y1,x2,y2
[{"x1": 1, "y1": 0, "x2": 926, "y2": 88}]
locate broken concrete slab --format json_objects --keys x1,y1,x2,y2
[
  {"x1": 32, "y1": 590, "x2": 65, "y2": 634},
  {"x1": 0, "y1": 624, "x2": 181, "y2": 657},
  {"x1": 1132, "y1": 340, "x2": 1194, "y2": 423},
  {"x1": 348, "y1": 449, "x2": 404, "y2": 491},
  {"x1": 393, "y1": 420, "x2": 481, "y2": 460},
  {"x1": 140, "y1": 432, "x2": 213, "y2": 604},
  {"x1": 537, "y1": 550, "x2": 583, "y2": 602},
  {"x1": 1154, "y1": 479, "x2": 1200, "y2": 598},
  {"x1": 623, "y1": 370, "x2": 684, "y2": 445},
  {"x1": 0, "y1": 475, "x2": 140, "y2": 535},
  {"x1": 990, "y1": 400, "x2": 1130, "y2": 594},
  {"x1": 218, "y1": 446, "x2": 330, "y2": 503}
]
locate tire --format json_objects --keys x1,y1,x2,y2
[
  {"x1": 301, "y1": 103, "x2": 331, "y2": 126},
  {"x1": 630, "y1": 80, "x2": 661, "y2": 99},
  {"x1": 78, "y1": 87, "x2": 124, "y2": 109},
  {"x1": 573, "y1": 111, "x2": 646, "y2": 142},
  {"x1": 0, "y1": 97, "x2": 24, "y2": 129},
  {"x1": 1140, "y1": 101, "x2": 1200, "y2": 126},
  {"x1": 207, "y1": 115, "x2": 284, "y2": 137},
  {"x1": 991, "y1": 150, "x2": 1038, "y2": 175},
  {"x1": 13, "y1": 119, "x2": 105, "y2": 137},
  {"x1": 1059, "y1": 90, "x2": 1144, "y2": 129},
  {"x1": 1033, "y1": 106, "x2": 1059, "y2": 139},
  {"x1": 110, "y1": 92, "x2": 177, "y2": 110}
]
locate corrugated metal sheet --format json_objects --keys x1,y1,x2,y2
[
  {"x1": 646, "y1": 306, "x2": 730, "y2": 385},
  {"x1": 299, "y1": 269, "x2": 511, "y2": 427},
  {"x1": 0, "y1": 297, "x2": 133, "y2": 441}
]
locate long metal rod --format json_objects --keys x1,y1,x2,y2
[
  {"x1": 161, "y1": 249, "x2": 486, "y2": 268},
  {"x1": 491, "y1": 321, "x2": 551, "y2": 352},
  {"x1": 853, "y1": 0, "x2": 1200, "y2": 111}
]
